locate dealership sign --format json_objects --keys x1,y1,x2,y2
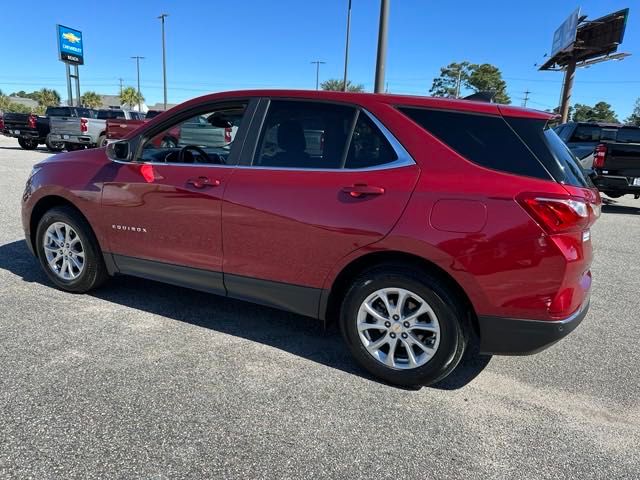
[{"x1": 57, "y1": 25, "x2": 84, "y2": 65}]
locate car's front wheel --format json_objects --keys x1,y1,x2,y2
[
  {"x1": 35, "y1": 207, "x2": 108, "y2": 293},
  {"x1": 340, "y1": 264, "x2": 468, "y2": 387}
]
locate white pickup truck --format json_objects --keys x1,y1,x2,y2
[{"x1": 49, "y1": 109, "x2": 145, "y2": 150}]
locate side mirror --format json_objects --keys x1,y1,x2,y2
[{"x1": 106, "y1": 140, "x2": 131, "y2": 161}]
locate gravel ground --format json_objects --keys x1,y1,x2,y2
[{"x1": 0, "y1": 135, "x2": 639, "y2": 479}]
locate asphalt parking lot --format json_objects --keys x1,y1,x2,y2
[{"x1": 0, "y1": 135, "x2": 639, "y2": 479}]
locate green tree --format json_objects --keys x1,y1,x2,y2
[
  {"x1": 466, "y1": 63, "x2": 510, "y2": 104},
  {"x1": 321, "y1": 79, "x2": 365, "y2": 92},
  {"x1": 430, "y1": 61, "x2": 510, "y2": 104},
  {"x1": 429, "y1": 61, "x2": 472, "y2": 98},
  {"x1": 625, "y1": 98, "x2": 640, "y2": 126},
  {"x1": 36, "y1": 88, "x2": 61, "y2": 107},
  {"x1": 120, "y1": 86, "x2": 144, "y2": 109},
  {"x1": 81, "y1": 91, "x2": 103, "y2": 109},
  {"x1": 572, "y1": 102, "x2": 618, "y2": 123}
]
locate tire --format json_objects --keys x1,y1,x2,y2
[
  {"x1": 18, "y1": 137, "x2": 38, "y2": 150},
  {"x1": 45, "y1": 134, "x2": 65, "y2": 152},
  {"x1": 35, "y1": 206, "x2": 108, "y2": 293},
  {"x1": 161, "y1": 136, "x2": 178, "y2": 148},
  {"x1": 65, "y1": 143, "x2": 84, "y2": 152},
  {"x1": 340, "y1": 264, "x2": 469, "y2": 387},
  {"x1": 603, "y1": 192, "x2": 623, "y2": 199},
  {"x1": 97, "y1": 135, "x2": 107, "y2": 148}
]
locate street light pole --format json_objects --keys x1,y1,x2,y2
[
  {"x1": 342, "y1": 0, "x2": 352, "y2": 92},
  {"x1": 158, "y1": 13, "x2": 168, "y2": 110},
  {"x1": 311, "y1": 60, "x2": 326, "y2": 90},
  {"x1": 131, "y1": 56, "x2": 145, "y2": 112},
  {"x1": 374, "y1": 0, "x2": 390, "y2": 93}
]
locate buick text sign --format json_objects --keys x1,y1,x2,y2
[{"x1": 57, "y1": 25, "x2": 84, "y2": 65}]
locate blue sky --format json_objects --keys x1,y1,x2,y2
[{"x1": 1, "y1": 0, "x2": 638, "y2": 118}]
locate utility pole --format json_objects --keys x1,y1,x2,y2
[
  {"x1": 158, "y1": 13, "x2": 168, "y2": 110},
  {"x1": 118, "y1": 78, "x2": 124, "y2": 97},
  {"x1": 131, "y1": 56, "x2": 145, "y2": 112},
  {"x1": 522, "y1": 89, "x2": 531, "y2": 108},
  {"x1": 374, "y1": 0, "x2": 390, "y2": 93},
  {"x1": 342, "y1": 0, "x2": 352, "y2": 92},
  {"x1": 311, "y1": 60, "x2": 326, "y2": 90},
  {"x1": 560, "y1": 59, "x2": 576, "y2": 123}
]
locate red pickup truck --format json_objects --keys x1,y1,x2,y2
[{"x1": 105, "y1": 110, "x2": 180, "y2": 147}]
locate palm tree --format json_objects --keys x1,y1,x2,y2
[
  {"x1": 81, "y1": 91, "x2": 103, "y2": 109},
  {"x1": 36, "y1": 88, "x2": 61, "y2": 107},
  {"x1": 120, "y1": 86, "x2": 144, "y2": 110}
]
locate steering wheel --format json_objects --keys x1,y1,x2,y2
[{"x1": 178, "y1": 145, "x2": 212, "y2": 164}]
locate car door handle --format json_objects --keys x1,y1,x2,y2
[
  {"x1": 342, "y1": 184, "x2": 385, "y2": 198},
  {"x1": 187, "y1": 176, "x2": 220, "y2": 189}
]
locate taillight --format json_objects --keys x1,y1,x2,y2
[
  {"x1": 593, "y1": 144, "x2": 607, "y2": 169},
  {"x1": 80, "y1": 117, "x2": 88, "y2": 133},
  {"x1": 28, "y1": 114, "x2": 37, "y2": 129},
  {"x1": 0, "y1": 117, "x2": 4, "y2": 130},
  {"x1": 517, "y1": 194, "x2": 593, "y2": 234},
  {"x1": 224, "y1": 127, "x2": 232, "y2": 143}
]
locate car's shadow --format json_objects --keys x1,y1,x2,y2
[
  {"x1": 0, "y1": 240, "x2": 490, "y2": 390},
  {"x1": 601, "y1": 197, "x2": 640, "y2": 215}
]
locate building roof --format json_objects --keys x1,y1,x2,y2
[{"x1": 7, "y1": 96, "x2": 38, "y2": 108}]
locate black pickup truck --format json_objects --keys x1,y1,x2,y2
[
  {"x1": 591, "y1": 126, "x2": 640, "y2": 200},
  {"x1": 0, "y1": 106, "x2": 94, "y2": 151}
]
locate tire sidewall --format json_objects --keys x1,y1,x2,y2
[
  {"x1": 340, "y1": 268, "x2": 465, "y2": 387},
  {"x1": 35, "y1": 208, "x2": 103, "y2": 293},
  {"x1": 18, "y1": 137, "x2": 38, "y2": 150}
]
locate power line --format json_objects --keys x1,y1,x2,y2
[
  {"x1": 522, "y1": 89, "x2": 531, "y2": 108},
  {"x1": 310, "y1": 60, "x2": 326, "y2": 90}
]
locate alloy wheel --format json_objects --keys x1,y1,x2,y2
[
  {"x1": 43, "y1": 222, "x2": 85, "y2": 280},
  {"x1": 356, "y1": 287, "x2": 440, "y2": 369}
]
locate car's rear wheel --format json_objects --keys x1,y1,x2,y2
[
  {"x1": 340, "y1": 264, "x2": 468, "y2": 387},
  {"x1": 65, "y1": 143, "x2": 84, "y2": 152},
  {"x1": 97, "y1": 135, "x2": 107, "y2": 148},
  {"x1": 18, "y1": 137, "x2": 38, "y2": 150},
  {"x1": 35, "y1": 207, "x2": 108, "y2": 293},
  {"x1": 45, "y1": 134, "x2": 65, "y2": 152}
]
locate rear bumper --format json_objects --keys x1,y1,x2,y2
[
  {"x1": 478, "y1": 297, "x2": 589, "y2": 355},
  {"x1": 49, "y1": 134, "x2": 94, "y2": 145},
  {"x1": 593, "y1": 174, "x2": 640, "y2": 194},
  {"x1": 2, "y1": 129, "x2": 40, "y2": 139}
]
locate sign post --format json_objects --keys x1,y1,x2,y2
[{"x1": 56, "y1": 25, "x2": 84, "y2": 107}]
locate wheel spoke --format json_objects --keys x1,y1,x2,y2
[
  {"x1": 69, "y1": 236, "x2": 81, "y2": 247},
  {"x1": 396, "y1": 289, "x2": 410, "y2": 316},
  {"x1": 408, "y1": 323, "x2": 439, "y2": 333},
  {"x1": 378, "y1": 291, "x2": 393, "y2": 317},
  {"x1": 401, "y1": 339, "x2": 418, "y2": 368},
  {"x1": 385, "y1": 338, "x2": 398, "y2": 367},
  {"x1": 69, "y1": 255, "x2": 82, "y2": 271},
  {"x1": 363, "y1": 302, "x2": 388, "y2": 323},
  {"x1": 357, "y1": 321, "x2": 386, "y2": 332},
  {"x1": 408, "y1": 333, "x2": 436, "y2": 357},
  {"x1": 365, "y1": 334, "x2": 389, "y2": 353},
  {"x1": 403, "y1": 303, "x2": 434, "y2": 324},
  {"x1": 48, "y1": 254, "x2": 61, "y2": 269}
]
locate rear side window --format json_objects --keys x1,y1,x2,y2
[
  {"x1": 506, "y1": 118, "x2": 590, "y2": 188},
  {"x1": 399, "y1": 107, "x2": 550, "y2": 179},
  {"x1": 344, "y1": 113, "x2": 397, "y2": 169},
  {"x1": 616, "y1": 128, "x2": 640, "y2": 143}
]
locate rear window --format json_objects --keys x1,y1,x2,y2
[
  {"x1": 46, "y1": 107, "x2": 72, "y2": 117},
  {"x1": 97, "y1": 110, "x2": 126, "y2": 119},
  {"x1": 616, "y1": 128, "x2": 640, "y2": 143},
  {"x1": 570, "y1": 125, "x2": 603, "y2": 142},
  {"x1": 76, "y1": 108, "x2": 93, "y2": 118},
  {"x1": 399, "y1": 107, "x2": 590, "y2": 187},
  {"x1": 399, "y1": 107, "x2": 550, "y2": 179},
  {"x1": 145, "y1": 110, "x2": 161, "y2": 119}
]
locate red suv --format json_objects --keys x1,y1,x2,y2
[{"x1": 21, "y1": 90, "x2": 600, "y2": 387}]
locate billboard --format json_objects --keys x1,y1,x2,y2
[
  {"x1": 551, "y1": 8, "x2": 580, "y2": 57},
  {"x1": 57, "y1": 25, "x2": 84, "y2": 65}
]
